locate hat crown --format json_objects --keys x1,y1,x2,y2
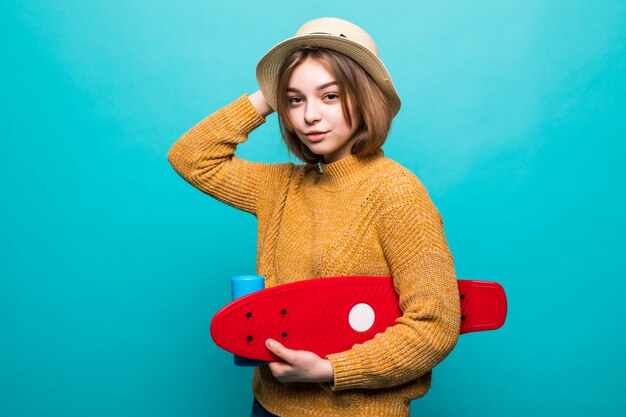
[{"x1": 294, "y1": 17, "x2": 379, "y2": 57}]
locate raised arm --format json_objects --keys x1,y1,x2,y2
[{"x1": 167, "y1": 92, "x2": 277, "y2": 215}]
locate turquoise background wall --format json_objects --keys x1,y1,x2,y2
[{"x1": 2, "y1": 0, "x2": 625, "y2": 416}]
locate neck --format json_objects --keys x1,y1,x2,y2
[{"x1": 317, "y1": 149, "x2": 385, "y2": 191}]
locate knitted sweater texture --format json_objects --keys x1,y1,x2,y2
[{"x1": 167, "y1": 94, "x2": 461, "y2": 417}]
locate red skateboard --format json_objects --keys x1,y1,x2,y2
[{"x1": 210, "y1": 276, "x2": 507, "y2": 362}]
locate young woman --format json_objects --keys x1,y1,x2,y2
[{"x1": 168, "y1": 17, "x2": 460, "y2": 417}]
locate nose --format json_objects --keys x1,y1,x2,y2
[{"x1": 304, "y1": 100, "x2": 321, "y2": 124}]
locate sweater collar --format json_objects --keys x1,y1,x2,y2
[{"x1": 317, "y1": 149, "x2": 385, "y2": 190}]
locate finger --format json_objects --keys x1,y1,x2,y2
[
  {"x1": 268, "y1": 360, "x2": 292, "y2": 378},
  {"x1": 266, "y1": 339, "x2": 295, "y2": 364},
  {"x1": 267, "y1": 360, "x2": 288, "y2": 377}
]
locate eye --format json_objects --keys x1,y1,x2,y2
[
  {"x1": 288, "y1": 96, "x2": 303, "y2": 105},
  {"x1": 324, "y1": 93, "x2": 340, "y2": 101}
]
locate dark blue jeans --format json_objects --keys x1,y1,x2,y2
[{"x1": 251, "y1": 398, "x2": 279, "y2": 417}]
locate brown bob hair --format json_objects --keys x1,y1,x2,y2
[{"x1": 275, "y1": 46, "x2": 395, "y2": 164}]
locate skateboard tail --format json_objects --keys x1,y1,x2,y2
[{"x1": 459, "y1": 280, "x2": 507, "y2": 334}]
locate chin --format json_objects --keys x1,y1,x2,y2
[{"x1": 306, "y1": 143, "x2": 334, "y2": 154}]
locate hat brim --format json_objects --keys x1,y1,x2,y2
[{"x1": 256, "y1": 34, "x2": 401, "y2": 116}]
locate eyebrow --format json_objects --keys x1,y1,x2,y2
[{"x1": 287, "y1": 81, "x2": 338, "y2": 93}]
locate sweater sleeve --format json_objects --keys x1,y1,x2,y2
[
  {"x1": 167, "y1": 94, "x2": 279, "y2": 216},
  {"x1": 326, "y1": 174, "x2": 461, "y2": 391}
]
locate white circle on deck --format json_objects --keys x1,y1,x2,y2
[{"x1": 348, "y1": 303, "x2": 376, "y2": 332}]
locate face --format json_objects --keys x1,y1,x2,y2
[{"x1": 286, "y1": 59, "x2": 359, "y2": 164}]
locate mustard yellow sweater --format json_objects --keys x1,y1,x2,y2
[{"x1": 168, "y1": 94, "x2": 461, "y2": 417}]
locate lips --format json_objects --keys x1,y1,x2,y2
[{"x1": 305, "y1": 131, "x2": 328, "y2": 142}]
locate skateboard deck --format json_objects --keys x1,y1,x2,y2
[{"x1": 210, "y1": 276, "x2": 507, "y2": 362}]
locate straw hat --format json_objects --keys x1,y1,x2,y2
[{"x1": 256, "y1": 17, "x2": 401, "y2": 116}]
